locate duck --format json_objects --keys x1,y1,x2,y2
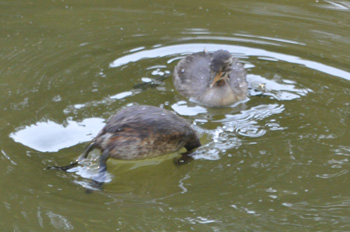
[
  {"x1": 49, "y1": 105, "x2": 201, "y2": 185},
  {"x1": 173, "y1": 49, "x2": 248, "y2": 107}
]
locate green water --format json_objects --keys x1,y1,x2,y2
[{"x1": 1, "y1": 0, "x2": 350, "y2": 231}]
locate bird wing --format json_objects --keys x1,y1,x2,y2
[{"x1": 173, "y1": 52, "x2": 213, "y2": 99}]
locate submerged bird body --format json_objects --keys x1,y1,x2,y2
[
  {"x1": 51, "y1": 105, "x2": 201, "y2": 185},
  {"x1": 173, "y1": 50, "x2": 248, "y2": 107}
]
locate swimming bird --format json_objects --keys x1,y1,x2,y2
[
  {"x1": 173, "y1": 49, "x2": 248, "y2": 107},
  {"x1": 49, "y1": 105, "x2": 201, "y2": 186}
]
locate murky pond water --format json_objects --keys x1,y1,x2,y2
[{"x1": 1, "y1": 0, "x2": 350, "y2": 231}]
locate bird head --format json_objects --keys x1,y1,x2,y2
[{"x1": 209, "y1": 50, "x2": 234, "y2": 87}]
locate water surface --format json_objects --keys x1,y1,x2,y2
[{"x1": 1, "y1": 0, "x2": 350, "y2": 231}]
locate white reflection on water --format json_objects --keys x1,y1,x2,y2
[
  {"x1": 234, "y1": 33, "x2": 306, "y2": 45},
  {"x1": 110, "y1": 91, "x2": 134, "y2": 100},
  {"x1": 178, "y1": 172, "x2": 191, "y2": 194},
  {"x1": 63, "y1": 89, "x2": 141, "y2": 114},
  {"x1": 185, "y1": 216, "x2": 221, "y2": 225},
  {"x1": 318, "y1": 0, "x2": 350, "y2": 11},
  {"x1": 68, "y1": 154, "x2": 113, "y2": 184},
  {"x1": 218, "y1": 104, "x2": 286, "y2": 137},
  {"x1": 46, "y1": 211, "x2": 73, "y2": 230},
  {"x1": 109, "y1": 43, "x2": 350, "y2": 81},
  {"x1": 248, "y1": 74, "x2": 313, "y2": 100},
  {"x1": 193, "y1": 103, "x2": 286, "y2": 161},
  {"x1": 10, "y1": 118, "x2": 104, "y2": 152},
  {"x1": 231, "y1": 204, "x2": 260, "y2": 216},
  {"x1": 171, "y1": 101, "x2": 207, "y2": 116},
  {"x1": 1, "y1": 149, "x2": 17, "y2": 165}
]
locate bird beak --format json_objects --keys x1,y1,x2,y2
[{"x1": 210, "y1": 71, "x2": 223, "y2": 87}]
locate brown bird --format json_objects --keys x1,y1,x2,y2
[
  {"x1": 49, "y1": 105, "x2": 201, "y2": 186},
  {"x1": 173, "y1": 49, "x2": 248, "y2": 107}
]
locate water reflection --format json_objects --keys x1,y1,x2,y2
[
  {"x1": 46, "y1": 211, "x2": 73, "y2": 230},
  {"x1": 10, "y1": 118, "x2": 104, "y2": 152},
  {"x1": 171, "y1": 101, "x2": 207, "y2": 116},
  {"x1": 185, "y1": 216, "x2": 220, "y2": 225},
  {"x1": 220, "y1": 104, "x2": 286, "y2": 136},
  {"x1": 188, "y1": 102, "x2": 286, "y2": 161},
  {"x1": 248, "y1": 74, "x2": 313, "y2": 100},
  {"x1": 1, "y1": 149, "x2": 17, "y2": 166},
  {"x1": 109, "y1": 43, "x2": 350, "y2": 81},
  {"x1": 318, "y1": 0, "x2": 350, "y2": 11}
]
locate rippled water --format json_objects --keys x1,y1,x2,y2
[{"x1": 1, "y1": 0, "x2": 350, "y2": 231}]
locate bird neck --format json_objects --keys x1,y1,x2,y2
[
  {"x1": 200, "y1": 84, "x2": 237, "y2": 106},
  {"x1": 213, "y1": 79, "x2": 227, "y2": 87}
]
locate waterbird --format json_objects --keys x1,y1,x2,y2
[
  {"x1": 49, "y1": 105, "x2": 201, "y2": 188},
  {"x1": 173, "y1": 49, "x2": 248, "y2": 107}
]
